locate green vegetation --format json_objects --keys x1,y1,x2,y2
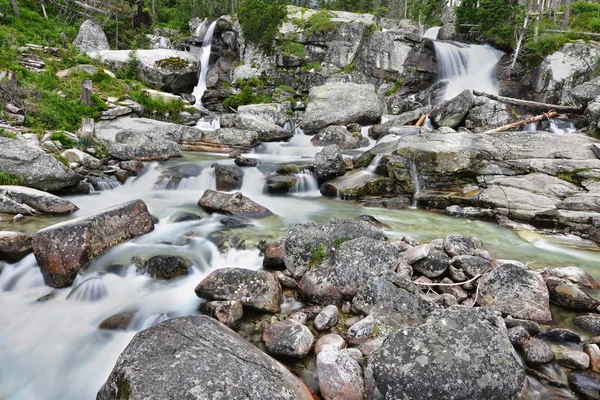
[
  {"x1": 275, "y1": 84, "x2": 295, "y2": 93},
  {"x1": 0, "y1": 171, "x2": 22, "y2": 185},
  {"x1": 300, "y1": 61, "x2": 322, "y2": 73},
  {"x1": 122, "y1": 50, "x2": 141, "y2": 81},
  {"x1": 385, "y1": 80, "x2": 403, "y2": 96},
  {"x1": 367, "y1": 23, "x2": 382, "y2": 35},
  {"x1": 334, "y1": 237, "x2": 348, "y2": 247},
  {"x1": 309, "y1": 242, "x2": 328, "y2": 266},
  {"x1": 131, "y1": 92, "x2": 186, "y2": 115},
  {"x1": 155, "y1": 57, "x2": 189, "y2": 70},
  {"x1": 0, "y1": 129, "x2": 17, "y2": 139},
  {"x1": 223, "y1": 83, "x2": 272, "y2": 110},
  {"x1": 557, "y1": 168, "x2": 591, "y2": 186},
  {"x1": 282, "y1": 41, "x2": 306, "y2": 58},
  {"x1": 53, "y1": 153, "x2": 70, "y2": 167},
  {"x1": 238, "y1": 0, "x2": 287, "y2": 51},
  {"x1": 340, "y1": 59, "x2": 358, "y2": 74},
  {"x1": 49, "y1": 132, "x2": 78, "y2": 149},
  {"x1": 303, "y1": 10, "x2": 337, "y2": 38}
]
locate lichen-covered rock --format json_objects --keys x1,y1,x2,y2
[
  {"x1": 476, "y1": 264, "x2": 552, "y2": 322},
  {"x1": 215, "y1": 165, "x2": 243, "y2": 191},
  {"x1": 97, "y1": 315, "x2": 314, "y2": 400},
  {"x1": 0, "y1": 231, "x2": 32, "y2": 262},
  {"x1": 429, "y1": 89, "x2": 475, "y2": 128},
  {"x1": 73, "y1": 20, "x2": 109, "y2": 53},
  {"x1": 540, "y1": 266, "x2": 600, "y2": 289},
  {"x1": 575, "y1": 315, "x2": 600, "y2": 335},
  {"x1": 313, "y1": 145, "x2": 346, "y2": 182},
  {"x1": 346, "y1": 314, "x2": 375, "y2": 345},
  {"x1": 109, "y1": 130, "x2": 182, "y2": 161},
  {"x1": 262, "y1": 319, "x2": 314, "y2": 358},
  {"x1": 364, "y1": 307, "x2": 526, "y2": 400},
  {"x1": 198, "y1": 190, "x2": 273, "y2": 218},
  {"x1": 311, "y1": 126, "x2": 361, "y2": 150},
  {"x1": 523, "y1": 339, "x2": 554, "y2": 364},
  {"x1": 203, "y1": 300, "x2": 244, "y2": 329},
  {"x1": 195, "y1": 268, "x2": 282, "y2": 313},
  {"x1": 443, "y1": 234, "x2": 478, "y2": 257},
  {"x1": 411, "y1": 249, "x2": 450, "y2": 278},
  {"x1": 546, "y1": 277, "x2": 600, "y2": 310},
  {"x1": 143, "y1": 255, "x2": 191, "y2": 280},
  {"x1": 33, "y1": 200, "x2": 154, "y2": 288},
  {"x1": 314, "y1": 305, "x2": 339, "y2": 331},
  {"x1": 317, "y1": 349, "x2": 364, "y2": 400}
]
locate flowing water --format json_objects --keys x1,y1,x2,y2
[{"x1": 191, "y1": 20, "x2": 218, "y2": 108}]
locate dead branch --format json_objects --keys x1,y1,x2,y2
[
  {"x1": 484, "y1": 111, "x2": 559, "y2": 133},
  {"x1": 473, "y1": 91, "x2": 585, "y2": 114}
]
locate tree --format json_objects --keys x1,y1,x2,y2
[
  {"x1": 10, "y1": 0, "x2": 21, "y2": 17},
  {"x1": 562, "y1": 0, "x2": 571, "y2": 30}
]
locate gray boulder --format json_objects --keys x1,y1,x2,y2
[
  {"x1": 311, "y1": 125, "x2": 361, "y2": 150},
  {"x1": 546, "y1": 277, "x2": 600, "y2": 310},
  {"x1": 195, "y1": 267, "x2": 282, "y2": 313},
  {"x1": 365, "y1": 307, "x2": 526, "y2": 400},
  {"x1": 317, "y1": 349, "x2": 365, "y2": 400},
  {"x1": 201, "y1": 128, "x2": 261, "y2": 149},
  {"x1": 476, "y1": 264, "x2": 552, "y2": 322},
  {"x1": 572, "y1": 76, "x2": 600, "y2": 106},
  {"x1": 465, "y1": 99, "x2": 514, "y2": 131},
  {"x1": 443, "y1": 234, "x2": 478, "y2": 257},
  {"x1": 302, "y1": 82, "x2": 381, "y2": 132},
  {"x1": 411, "y1": 249, "x2": 449, "y2": 278},
  {"x1": 198, "y1": 190, "x2": 273, "y2": 218},
  {"x1": 73, "y1": 20, "x2": 109, "y2": 53},
  {"x1": 262, "y1": 319, "x2": 314, "y2": 358},
  {"x1": 540, "y1": 266, "x2": 600, "y2": 289},
  {"x1": 314, "y1": 305, "x2": 339, "y2": 331},
  {"x1": 143, "y1": 255, "x2": 191, "y2": 280},
  {"x1": 33, "y1": 200, "x2": 154, "y2": 288},
  {"x1": 0, "y1": 186, "x2": 77, "y2": 215},
  {"x1": 233, "y1": 103, "x2": 291, "y2": 142},
  {"x1": 314, "y1": 145, "x2": 346, "y2": 182},
  {"x1": 109, "y1": 130, "x2": 182, "y2": 161},
  {"x1": 299, "y1": 237, "x2": 399, "y2": 305},
  {"x1": 92, "y1": 49, "x2": 200, "y2": 94},
  {"x1": 575, "y1": 315, "x2": 600, "y2": 335},
  {"x1": 0, "y1": 137, "x2": 80, "y2": 191},
  {"x1": 429, "y1": 89, "x2": 475, "y2": 128},
  {"x1": 215, "y1": 165, "x2": 243, "y2": 191},
  {"x1": 569, "y1": 371, "x2": 600, "y2": 400},
  {"x1": 97, "y1": 315, "x2": 314, "y2": 400}
]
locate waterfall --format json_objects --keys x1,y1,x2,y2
[
  {"x1": 191, "y1": 20, "x2": 218, "y2": 108},
  {"x1": 290, "y1": 169, "x2": 319, "y2": 194},
  {"x1": 428, "y1": 32, "x2": 504, "y2": 101},
  {"x1": 153, "y1": 167, "x2": 216, "y2": 191},
  {"x1": 549, "y1": 119, "x2": 576, "y2": 134},
  {"x1": 196, "y1": 117, "x2": 221, "y2": 130},
  {"x1": 409, "y1": 157, "x2": 422, "y2": 208},
  {"x1": 423, "y1": 26, "x2": 440, "y2": 39},
  {"x1": 366, "y1": 155, "x2": 383, "y2": 174}
]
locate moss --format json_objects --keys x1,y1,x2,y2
[
  {"x1": 155, "y1": 57, "x2": 189, "y2": 70},
  {"x1": 367, "y1": 23, "x2": 382, "y2": 35},
  {"x1": 303, "y1": 10, "x2": 337, "y2": 38},
  {"x1": 334, "y1": 237, "x2": 348, "y2": 247},
  {"x1": 0, "y1": 171, "x2": 22, "y2": 185},
  {"x1": 300, "y1": 62, "x2": 321, "y2": 73},
  {"x1": 49, "y1": 132, "x2": 78, "y2": 149},
  {"x1": 557, "y1": 168, "x2": 591, "y2": 185},
  {"x1": 53, "y1": 154, "x2": 70, "y2": 167},
  {"x1": 385, "y1": 80, "x2": 404, "y2": 96},
  {"x1": 340, "y1": 60, "x2": 358, "y2": 74},
  {"x1": 116, "y1": 375, "x2": 132, "y2": 399},
  {"x1": 276, "y1": 84, "x2": 295, "y2": 93}
]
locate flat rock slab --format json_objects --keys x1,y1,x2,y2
[
  {"x1": 109, "y1": 130, "x2": 182, "y2": 161},
  {"x1": 33, "y1": 199, "x2": 154, "y2": 288},
  {"x1": 0, "y1": 186, "x2": 77, "y2": 215},
  {"x1": 365, "y1": 307, "x2": 526, "y2": 400},
  {"x1": 198, "y1": 190, "x2": 273, "y2": 218},
  {"x1": 195, "y1": 267, "x2": 282, "y2": 313},
  {"x1": 97, "y1": 315, "x2": 314, "y2": 400}
]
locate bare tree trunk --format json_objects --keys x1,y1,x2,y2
[
  {"x1": 563, "y1": 0, "x2": 571, "y2": 30},
  {"x1": 511, "y1": 14, "x2": 529, "y2": 72},
  {"x1": 115, "y1": 13, "x2": 119, "y2": 49},
  {"x1": 81, "y1": 80, "x2": 93, "y2": 106},
  {"x1": 40, "y1": 0, "x2": 48, "y2": 18},
  {"x1": 152, "y1": 0, "x2": 156, "y2": 18},
  {"x1": 10, "y1": 0, "x2": 20, "y2": 17},
  {"x1": 473, "y1": 90, "x2": 585, "y2": 114}
]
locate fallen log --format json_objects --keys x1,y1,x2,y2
[
  {"x1": 484, "y1": 111, "x2": 559, "y2": 133},
  {"x1": 473, "y1": 90, "x2": 585, "y2": 114},
  {"x1": 415, "y1": 114, "x2": 427, "y2": 127}
]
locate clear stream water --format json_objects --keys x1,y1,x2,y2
[{"x1": 0, "y1": 26, "x2": 598, "y2": 400}]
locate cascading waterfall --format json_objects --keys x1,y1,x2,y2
[
  {"x1": 424, "y1": 27, "x2": 504, "y2": 101},
  {"x1": 366, "y1": 154, "x2": 383, "y2": 174},
  {"x1": 191, "y1": 20, "x2": 218, "y2": 108},
  {"x1": 409, "y1": 157, "x2": 423, "y2": 208},
  {"x1": 153, "y1": 167, "x2": 216, "y2": 191},
  {"x1": 196, "y1": 118, "x2": 221, "y2": 130},
  {"x1": 290, "y1": 169, "x2": 319, "y2": 195}
]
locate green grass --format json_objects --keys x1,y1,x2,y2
[
  {"x1": 385, "y1": 80, "x2": 403, "y2": 96},
  {"x1": 300, "y1": 61, "x2": 321, "y2": 73},
  {"x1": 334, "y1": 237, "x2": 348, "y2": 247},
  {"x1": 0, "y1": 129, "x2": 17, "y2": 139},
  {"x1": 282, "y1": 41, "x2": 306, "y2": 58},
  {"x1": 309, "y1": 242, "x2": 328, "y2": 266},
  {"x1": 557, "y1": 168, "x2": 591, "y2": 185},
  {"x1": 0, "y1": 171, "x2": 22, "y2": 185},
  {"x1": 49, "y1": 132, "x2": 78, "y2": 149},
  {"x1": 303, "y1": 10, "x2": 337, "y2": 38}
]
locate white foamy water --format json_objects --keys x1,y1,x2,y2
[{"x1": 191, "y1": 20, "x2": 218, "y2": 108}]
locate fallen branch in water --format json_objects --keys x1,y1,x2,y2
[
  {"x1": 473, "y1": 90, "x2": 585, "y2": 114},
  {"x1": 483, "y1": 111, "x2": 559, "y2": 133},
  {"x1": 286, "y1": 121, "x2": 302, "y2": 133},
  {"x1": 415, "y1": 114, "x2": 426, "y2": 127}
]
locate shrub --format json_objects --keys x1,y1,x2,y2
[
  {"x1": 155, "y1": 57, "x2": 189, "y2": 70},
  {"x1": 0, "y1": 129, "x2": 17, "y2": 139},
  {"x1": 238, "y1": 0, "x2": 287, "y2": 51},
  {"x1": 282, "y1": 41, "x2": 306, "y2": 58},
  {"x1": 123, "y1": 50, "x2": 141, "y2": 80},
  {"x1": 49, "y1": 132, "x2": 78, "y2": 149},
  {"x1": 304, "y1": 10, "x2": 337, "y2": 38},
  {"x1": 309, "y1": 242, "x2": 328, "y2": 266}
]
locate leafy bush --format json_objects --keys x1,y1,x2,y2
[
  {"x1": 523, "y1": 33, "x2": 571, "y2": 66},
  {"x1": 223, "y1": 84, "x2": 271, "y2": 110},
  {"x1": 238, "y1": 0, "x2": 287, "y2": 51},
  {"x1": 49, "y1": 132, "x2": 78, "y2": 149},
  {"x1": 0, "y1": 129, "x2": 17, "y2": 139},
  {"x1": 304, "y1": 10, "x2": 337, "y2": 38},
  {"x1": 122, "y1": 50, "x2": 141, "y2": 80},
  {"x1": 155, "y1": 57, "x2": 189, "y2": 70}
]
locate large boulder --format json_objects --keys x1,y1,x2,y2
[
  {"x1": 109, "y1": 130, "x2": 182, "y2": 161},
  {"x1": 364, "y1": 307, "x2": 526, "y2": 399},
  {"x1": 0, "y1": 186, "x2": 77, "y2": 215},
  {"x1": 0, "y1": 137, "x2": 80, "y2": 191},
  {"x1": 429, "y1": 89, "x2": 475, "y2": 128},
  {"x1": 302, "y1": 83, "x2": 382, "y2": 132},
  {"x1": 96, "y1": 117, "x2": 203, "y2": 143},
  {"x1": 91, "y1": 50, "x2": 200, "y2": 94},
  {"x1": 33, "y1": 200, "x2": 154, "y2": 288},
  {"x1": 195, "y1": 268, "x2": 282, "y2": 313},
  {"x1": 73, "y1": 20, "x2": 109, "y2": 53},
  {"x1": 214, "y1": 165, "x2": 243, "y2": 191},
  {"x1": 311, "y1": 125, "x2": 361, "y2": 150},
  {"x1": 198, "y1": 190, "x2": 273, "y2": 218},
  {"x1": 97, "y1": 315, "x2": 313, "y2": 400},
  {"x1": 465, "y1": 98, "x2": 514, "y2": 131},
  {"x1": 572, "y1": 76, "x2": 600, "y2": 106},
  {"x1": 476, "y1": 263, "x2": 552, "y2": 322},
  {"x1": 313, "y1": 145, "x2": 346, "y2": 182},
  {"x1": 233, "y1": 104, "x2": 291, "y2": 142}
]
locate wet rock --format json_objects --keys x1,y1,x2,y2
[
  {"x1": 346, "y1": 314, "x2": 375, "y2": 345},
  {"x1": 98, "y1": 310, "x2": 136, "y2": 331},
  {"x1": 585, "y1": 344, "x2": 600, "y2": 372},
  {"x1": 476, "y1": 263, "x2": 552, "y2": 322},
  {"x1": 234, "y1": 155, "x2": 258, "y2": 167},
  {"x1": 302, "y1": 82, "x2": 381, "y2": 132},
  {"x1": 143, "y1": 255, "x2": 191, "y2": 280},
  {"x1": 263, "y1": 238, "x2": 285, "y2": 269},
  {"x1": 314, "y1": 333, "x2": 345, "y2": 355},
  {"x1": 504, "y1": 317, "x2": 541, "y2": 336},
  {"x1": 359, "y1": 338, "x2": 384, "y2": 357},
  {"x1": 523, "y1": 339, "x2": 554, "y2": 364},
  {"x1": 173, "y1": 212, "x2": 202, "y2": 222},
  {"x1": 109, "y1": 130, "x2": 182, "y2": 161},
  {"x1": 311, "y1": 125, "x2": 361, "y2": 150},
  {"x1": 195, "y1": 268, "x2": 282, "y2": 313},
  {"x1": 96, "y1": 315, "x2": 313, "y2": 400},
  {"x1": 119, "y1": 160, "x2": 144, "y2": 176},
  {"x1": 540, "y1": 328, "x2": 581, "y2": 344},
  {"x1": 265, "y1": 174, "x2": 297, "y2": 192},
  {"x1": 546, "y1": 277, "x2": 600, "y2": 310},
  {"x1": 576, "y1": 315, "x2": 600, "y2": 335},
  {"x1": 289, "y1": 305, "x2": 322, "y2": 325},
  {"x1": 33, "y1": 200, "x2": 154, "y2": 288},
  {"x1": 364, "y1": 307, "x2": 526, "y2": 400},
  {"x1": 317, "y1": 349, "x2": 364, "y2": 400},
  {"x1": 429, "y1": 89, "x2": 475, "y2": 128},
  {"x1": 262, "y1": 319, "x2": 314, "y2": 359},
  {"x1": 73, "y1": 20, "x2": 109, "y2": 53},
  {"x1": 198, "y1": 190, "x2": 273, "y2": 218},
  {"x1": 0, "y1": 231, "x2": 32, "y2": 262},
  {"x1": 452, "y1": 255, "x2": 493, "y2": 278},
  {"x1": 570, "y1": 371, "x2": 600, "y2": 400},
  {"x1": 540, "y1": 266, "x2": 600, "y2": 290},
  {"x1": 508, "y1": 326, "x2": 530, "y2": 345},
  {"x1": 557, "y1": 348, "x2": 590, "y2": 370},
  {"x1": 0, "y1": 137, "x2": 80, "y2": 191},
  {"x1": 411, "y1": 249, "x2": 450, "y2": 278},
  {"x1": 299, "y1": 238, "x2": 399, "y2": 305},
  {"x1": 314, "y1": 305, "x2": 339, "y2": 331},
  {"x1": 352, "y1": 271, "x2": 437, "y2": 329},
  {"x1": 313, "y1": 145, "x2": 346, "y2": 182},
  {"x1": 234, "y1": 104, "x2": 288, "y2": 141},
  {"x1": 203, "y1": 300, "x2": 244, "y2": 329},
  {"x1": 274, "y1": 270, "x2": 297, "y2": 289},
  {"x1": 443, "y1": 234, "x2": 478, "y2": 257},
  {"x1": 214, "y1": 165, "x2": 243, "y2": 191}
]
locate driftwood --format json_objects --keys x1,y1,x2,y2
[
  {"x1": 415, "y1": 114, "x2": 426, "y2": 127},
  {"x1": 286, "y1": 122, "x2": 302, "y2": 133},
  {"x1": 473, "y1": 90, "x2": 585, "y2": 114},
  {"x1": 545, "y1": 29, "x2": 600, "y2": 39},
  {"x1": 484, "y1": 111, "x2": 559, "y2": 133}
]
